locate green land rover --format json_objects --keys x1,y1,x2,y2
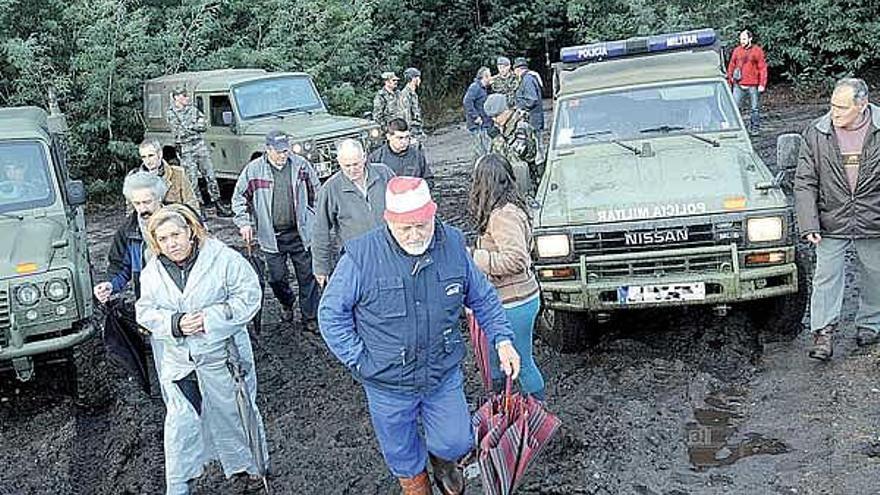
[
  {"x1": 0, "y1": 103, "x2": 94, "y2": 381},
  {"x1": 143, "y1": 69, "x2": 383, "y2": 180},
  {"x1": 535, "y1": 29, "x2": 805, "y2": 351}
]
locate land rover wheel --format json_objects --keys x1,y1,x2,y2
[
  {"x1": 67, "y1": 337, "x2": 114, "y2": 412},
  {"x1": 540, "y1": 308, "x2": 591, "y2": 353},
  {"x1": 747, "y1": 252, "x2": 810, "y2": 337}
]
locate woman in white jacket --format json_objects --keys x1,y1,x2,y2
[{"x1": 136, "y1": 204, "x2": 267, "y2": 494}]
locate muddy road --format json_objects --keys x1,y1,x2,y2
[{"x1": 2, "y1": 88, "x2": 877, "y2": 495}]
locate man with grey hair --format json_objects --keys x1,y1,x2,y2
[
  {"x1": 130, "y1": 139, "x2": 199, "y2": 212},
  {"x1": 795, "y1": 77, "x2": 880, "y2": 360},
  {"x1": 312, "y1": 139, "x2": 395, "y2": 287},
  {"x1": 463, "y1": 66, "x2": 493, "y2": 158}
]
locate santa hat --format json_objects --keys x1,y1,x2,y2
[{"x1": 384, "y1": 176, "x2": 437, "y2": 223}]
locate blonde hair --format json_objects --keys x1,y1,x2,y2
[{"x1": 144, "y1": 204, "x2": 208, "y2": 255}]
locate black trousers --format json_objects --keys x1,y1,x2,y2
[{"x1": 264, "y1": 228, "x2": 319, "y2": 320}]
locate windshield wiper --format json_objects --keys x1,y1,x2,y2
[
  {"x1": 570, "y1": 130, "x2": 641, "y2": 155},
  {"x1": 639, "y1": 125, "x2": 720, "y2": 147},
  {"x1": 0, "y1": 212, "x2": 24, "y2": 221}
]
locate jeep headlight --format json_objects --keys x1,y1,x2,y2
[
  {"x1": 369, "y1": 128, "x2": 382, "y2": 139},
  {"x1": 15, "y1": 283, "x2": 40, "y2": 306},
  {"x1": 747, "y1": 217, "x2": 783, "y2": 243},
  {"x1": 536, "y1": 234, "x2": 571, "y2": 258},
  {"x1": 291, "y1": 142, "x2": 304, "y2": 154},
  {"x1": 45, "y1": 278, "x2": 70, "y2": 302}
]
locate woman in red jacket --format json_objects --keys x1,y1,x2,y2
[{"x1": 727, "y1": 30, "x2": 768, "y2": 134}]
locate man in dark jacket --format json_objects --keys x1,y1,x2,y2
[
  {"x1": 794, "y1": 77, "x2": 880, "y2": 360},
  {"x1": 313, "y1": 139, "x2": 395, "y2": 287},
  {"x1": 368, "y1": 118, "x2": 432, "y2": 186},
  {"x1": 319, "y1": 177, "x2": 520, "y2": 495},
  {"x1": 463, "y1": 67, "x2": 493, "y2": 159}
]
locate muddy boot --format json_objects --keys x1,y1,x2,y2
[
  {"x1": 430, "y1": 454, "x2": 465, "y2": 495},
  {"x1": 215, "y1": 201, "x2": 233, "y2": 218},
  {"x1": 808, "y1": 326, "x2": 834, "y2": 361},
  {"x1": 398, "y1": 471, "x2": 431, "y2": 495},
  {"x1": 856, "y1": 327, "x2": 879, "y2": 347}
]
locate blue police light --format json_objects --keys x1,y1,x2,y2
[{"x1": 560, "y1": 28, "x2": 716, "y2": 64}]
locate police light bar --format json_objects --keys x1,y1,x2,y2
[{"x1": 560, "y1": 28, "x2": 716, "y2": 64}]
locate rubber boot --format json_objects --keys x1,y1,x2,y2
[
  {"x1": 856, "y1": 326, "x2": 880, "y2": 347},
  {"x1": 398, "y1": 471, "x2": 431, "y2": 495},
  {"x1": 808, "y1": 325, "x2": 834, "y2": 361},
  {"x1": 430, "y1": 454, "x2": 465, "y2": 495}
]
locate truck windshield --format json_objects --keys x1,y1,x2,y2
[
  {"x1": 554, "y1": 81, "x2": 741, "y2": 149},
  {"x1": 0, "y1": 141, "x2": 55, "y2": 213},
  {"x1": 233, "y1": 76, "x2": 324, "y2": 120}
]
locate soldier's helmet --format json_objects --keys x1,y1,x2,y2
[
  {"x1": 171, "y1": 86, "x2": 189, "y2": 97},
  {"x1": 380, "y1": 71, "x2": 400, "y2": 81},
  {"x1": 403, "y1": 68, "x2": 421, "y2": 81}
]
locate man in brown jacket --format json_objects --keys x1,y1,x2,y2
[
  {"x1": 133, "y1": 138, "x2": 200, "y2": 213},
  {"x1": 794, "y1": 77, "x2": 880, "y2": 360}
]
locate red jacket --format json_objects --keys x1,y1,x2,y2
[{"x1": 726, "y1": 44, "x2": 768, "y2": 88}]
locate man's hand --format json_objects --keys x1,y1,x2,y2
[
  {"x1": 93, "y1": 282, "x2": 113, "y2": 304},
  {"x1": 806, "y1": 232, "x2": 822, "y2": 245},
  {"x1": 179, "y1": 312, "x2": 205, "y2": 335},
  {"x1": 497, "y1": 341, "x2": 521, "y2": 380},
  {"x1": 315, "y1": 274, "x2": 327, "y2": 288},
  {"x1": 474, "y1": 116, "x2": 482, "y2": 126},
  {"x1": 240, "y1": 225, "x2": 254, "y2": 244}
]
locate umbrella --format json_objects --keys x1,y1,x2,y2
[
  {"x1": 469, "y1": 316, "x2": 562, "y2": 495},
  {"x1": 242, "y1": 242, "x2": 266, "y2": 336},
  {"x1": 225, "y1": 339, "x2": 270, "y2": 493},
  {"x1": 467, "y1": 310, "x2": 493, "y2": 391},
  {"x1": 102, "y1": 298, "x2": 150, "y2": 394}
]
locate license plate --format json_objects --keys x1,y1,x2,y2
[{"x1": 618, "y1": 282, "x2": 706, "y2": 304}]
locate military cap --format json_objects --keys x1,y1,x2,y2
[
  {"x1": 496, "y1": 56, "x2": 511, "y2": 66},
  {"x1": 513, "y1": 57, "x2": 529, "y2": 69},
  {"x1": 403, "y1": 67, "x2": 421, "y2": 81},
  {"x1": 483, "y1": 93, "x2": 509, "y2": 118},
  {"x1": 381, "y1": 71, "x2": 400, "y2": 81},
  {"x1": 171, "y1": 86, "x2": 188, "y2": 96},
  {"x1": 265, "y1": 130, "x2": 290, "y2": 151}
]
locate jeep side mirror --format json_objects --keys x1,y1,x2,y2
[
  {"x1": 222, "y1": 111, "x2": 234, "y2": 125},
  {"x1": 363, "y1": 111, "x2": 373, "y2": 120},
  {"x1": 66, "y1": 180, "x2": 87, "y2": 207},
  {"x1": 776, "y1": 133, "x2": 803, "y2": 172}
]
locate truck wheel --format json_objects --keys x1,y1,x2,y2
[
  {"x1": 747, "y1": 251, "x2": 810, "y2": 337},
  {"x1": 540, "y1": 308, "x2": 591, "y2": 353},
  {"x1": 68, "y1": 337, "x2": 114, "y2": 412}
]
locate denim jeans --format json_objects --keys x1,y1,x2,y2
[
  {"x1": 488, "y1": 296, "x2": 545, "y2": 399},
  {"x1": 732, "y1": 84, "x2": 761, "y2": 130},
  {"x1": 810, "y1": 237, "x2": 880, "y2": 333},
  {"x1": 363, "y1": 368, "x2": 472, "y2": 477}
]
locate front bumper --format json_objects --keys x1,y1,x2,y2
[
  {"x1": 538, "y1": 244, "x2": 798, "y2": 312},
  {"x1": 0, "y1": 319, "x2": 96, "y2": 361}
]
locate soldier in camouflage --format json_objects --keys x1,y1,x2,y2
[
  {"x1": 483, "y1": 93, "x2": 540, "y2": 192},
  {"x1": 373, "y1": 72, "x2": 401, "y2": 129},
  {"x1": 399, "y1": 67, "x2": 426, "y2": 146},
  {"x1": 165, "y1": 86, "x2": 232, "y2": 217},
  {"x1": 490, "y1": 56, "x2": 518, "y2": 107}
]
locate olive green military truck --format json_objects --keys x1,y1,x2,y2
[
  {"x1": 0, "y1": 103, "x2": 94, "y2": 381},
  {"x1": 143, "y1": 69, "x2": 383, "y2": 180},
  {"x1": 535, "y1": 28, "x2": 805, "y2": 351}
]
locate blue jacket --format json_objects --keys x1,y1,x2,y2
[
  {"x1": 515, "y1": 72, "x2": 544, "y2": 131},
  {"x1": 319, "y1": 221, "x2": 514, "y2": 394},
  {"x1": 107, "y1": 213, "x2": 146, "y2": 298},
  {"x1": 463, "y1": 79, "x2": 491, "y2": 132}
]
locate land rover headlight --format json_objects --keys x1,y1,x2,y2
[
  {"x1": 369, "y1": 128, "x2": 382, "y2": 139},
  {"x1": 15, "y1": 283, "x2": 40, "y2": 306},
  {"x1": 291, "y1": 142, "x2": 304, "y2": 154},
  {"x1": 45, "y1": 278, "x2": 70, "y2": 302},
  {"x1": 747, "y1": 216, "x2": 783, "y2": 242},
  {"x1": 535, "y1": 234, "x2": 571, "y2": 258}
]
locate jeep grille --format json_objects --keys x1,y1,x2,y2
[
  {"x1": 309, "y1": 132, "x2": 364, "y2": 178},
  {"x1": 585, "y1": 250, "x2": 734, "y2": 279},
  {"x1": 0, "y1": 290, "x2": 9, "y2": 347},
  {"x1": 573, "y1": 221, "x2": 743, "y2": 256}
]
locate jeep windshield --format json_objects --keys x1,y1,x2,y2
[
  {"x1": 233, "y1": 76, "x2": 324, "y2": 120},
  {"x1": 554, "y1": 81, "x2": 740, "y2": 149},
  {"x1": 0, "y1": 140, "x2": 55, "y2": 214}
]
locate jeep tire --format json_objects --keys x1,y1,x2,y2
[
  {"x1": 540, "y1": 308, "x2": 592, "y2": 353},
  {"x1": 747, "y1": 247, "x2": 810, "y2": 337}
]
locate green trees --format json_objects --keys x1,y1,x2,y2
[{"x1": 0, "y1": 0, "x2": 876, "y2": 189}]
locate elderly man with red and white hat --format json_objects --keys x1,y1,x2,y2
[{"x1": 319, "y1": 176, "x2": 520, "y2": 494}]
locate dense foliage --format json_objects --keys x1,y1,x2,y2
[{"x1": 0, "y1": 0, "x2": 877, "y2": 190}]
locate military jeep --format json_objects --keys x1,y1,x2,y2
[
  {"x1": 535, "y1": 29, "x2": 805, "y2": 351},
  {"x1": 143, "y1": 69, "x2": 383, "y2": 180},
  {"x1": 0, "y1": 104, "x2": 94, "y2": 381}
]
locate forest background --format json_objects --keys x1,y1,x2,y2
[{"x1": 0, "y1": 0, "x2": 877, "y2": 196}]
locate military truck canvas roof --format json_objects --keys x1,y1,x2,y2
[
  {"x1": 144, "y1": 69, "x2": 311, "y2": 93},
  {"x1": 557, "y1": 51, "x2": 723, "y2": 96},
  {"x1": 0, "y1": 107, "x2": 49, "y2": 140}
]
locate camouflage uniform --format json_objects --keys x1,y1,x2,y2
[
  {"x1": 399, "y1": 86, "x2": 425, "y2": 141},
  {"x1": 165, "y1": 103, "x2": 221, "y2": 205},
  {"x1": 491, "y1": 73, "x2": 519, "y2": 108},
  {"x1": 490, "y1": 109, "x2": 540, "y2": 189},
  {"x1": 373, "y1": 88, "x2": 401, "y2": 129}
]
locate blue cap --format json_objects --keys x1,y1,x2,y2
[{"x1": 265, "y1": 130, "x2": 290, "y2": 151}]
